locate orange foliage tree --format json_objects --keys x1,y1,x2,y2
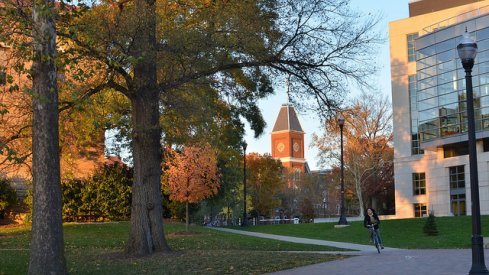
[{"x1": 163, "y1": 144, "x2": 219, "y2": 231}]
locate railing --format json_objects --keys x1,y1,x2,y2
[
  {"x1": 258, "y1": 218, "x2": 300, "y2": 225},
  {"x1": 420, "y1": 5, "x2": 489, "y2": 36}
]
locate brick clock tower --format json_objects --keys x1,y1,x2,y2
[{"x1": 271, "y1": 103, "x2": 306, "y2": 173}]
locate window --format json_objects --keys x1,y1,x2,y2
[
  {"x1": 449, "y1": 165, "x2": 466, "y2": 216},
  {"x1": 0, "y1": 71, "x2": 5, "y2": 86},
  {"x1": 483, "y1": 138, "x2": 489, "y2": 151},
  {"x1": 414, "y1": 203, "x2": 427, "y2": 217},
  {"x1": 451, "y1": 194, "x2": 466, "y2": 216},
  {"x1": 449, "y1": 165, "x2": 465, "y2": 189},
  {"x1": 444, "y1": 142, "x2": 469, "y2": 158},
  {"x1": 407, "y1": 33, "x2": 419, "y2": 62},
  {"x1": 409, "y1": 75, "x2": 424, "y2": 155},
  {"x1": 413, "y1": 173, "x2": 426, "y2": 195}
]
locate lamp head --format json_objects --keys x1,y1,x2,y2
[
  {"x1": 457, "y1": 29, "x2": 477, "y2": 69},
  {"x1": 337, "y1": 113, "x2": 345, "y2": 127}
]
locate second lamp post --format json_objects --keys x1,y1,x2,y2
[
  {"x1": 338, "y1": 114, "x2": 348, "y2": 225},
  {"x1": 457, "y1": 30, "x2": 488, "y2": 275},
  {"x1": 242, "y1": 141, "x2": 248, "y2": 227}
]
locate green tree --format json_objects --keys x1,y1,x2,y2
[
  {"x1": 246, "y1": 153, "x2": 285, "y2": 218},
  {"x1": 300, "y1": 198, "x2": 315, "y2": 223},
  {"x1": 0, "y1": 178, "x2": 18, "y2": 219},
  {"x1": 61, "y1": 179, "x2": 84, "y2": 221},
  {"x1": 60, "y1": 164, "x2": 132, "y2": 221},
  {"x1": 423, "y1": 211, "x2": 439, "y2": 236},
  {"x1": 92, "y1": 163, "x2": 133, "y2": 220}
]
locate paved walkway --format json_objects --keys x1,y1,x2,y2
[
  {"x1": 213, "y1": 227, "x2": 399, "y2": 253},
  {"x1": 211, "y1": 228, "x2": 489, "y2": 275}
]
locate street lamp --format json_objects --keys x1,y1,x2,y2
[
  {"x1": 242, "y1": 141, "x2": 248, "y2": 227},
  {"x1": 457, "y1": 30, "x2": 488, "y2": 275},
  {"x1": 323, "y1": 198, "x2": 327, "y2": 217},
  {"x1": 337, "y1": 113, "x2": 348, "y2": 225}
]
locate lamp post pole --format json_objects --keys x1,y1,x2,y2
[
  {"x1": 338, "y1": 114, "x2": 348, "y2": 225},
  {"x1": 242, "y1": 142, "x2": 248, "y2": 227},
  {"x1": 458, "y1": 30, "x2": 488, "y2": 275}
]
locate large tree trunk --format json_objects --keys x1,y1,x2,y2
[
  {"x1": 186, "y1": 202, "x2": 189, "y2": 232},
  {"x1": 125, "y1": 0, "x2": 170, "y2": 255},
  {"x1": 28, "y1": 0, "x2": 66, "y2": 273}
]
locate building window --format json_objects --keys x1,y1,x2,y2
[
  {"x1": 449, "y1": 165, "x2": 465, "y2": 189},
  {"x1": 0, "y1": 71, "x2": 6, "y2": 85},
  {"x1": 413, "y1": 172, "x2": 426, "y2": 195},
  {"x1": 449, "y1": 165, "x2": 466, "y2": 216},
  {"x1": 409, "y1": 75, "x2": 424, "y2": 155},
  {"x1": 483, "y1": 138, "x2": 489, "y2": 152},
  {"x1": 451, "y1": 194, "x2": 466, "y2": 216},
  {"x1": 407, "y1": 33, "x2": 418, "y2": 62},
  {"x1": 444, "y1": 142, "x2": 469, "y2": 158},
  {"x1": 413, "y1": 203, "x2": 427, "y2": 217}
]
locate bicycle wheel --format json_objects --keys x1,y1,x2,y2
[{"x1": 374, "y1": 234, "x2": 381, "y2": 253}]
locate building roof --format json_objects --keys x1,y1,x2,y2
[
  {"x1": 272, "y1": 104, "x2": 304, "y2": 133},
  {"x1": 409, "y1": 0, "x2": 483, "y2": 17}
]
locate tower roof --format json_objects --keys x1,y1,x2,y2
[{"x1": 272, "y1": 104, "x2": 304, "y2": 133}]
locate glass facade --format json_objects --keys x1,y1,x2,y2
[
  {"x1": 409, "y1": 75, "x2": 424, "y2": 155},
  {"x1": 415, "y1": 14, "x2": 489, "y2": 143},
  {"x1": 408, "y1": 33, "x2": 419, "y2": 62}
]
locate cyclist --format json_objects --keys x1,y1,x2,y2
[{"x1": 364, "y1": 207, "x2": 384, "y2": 249}]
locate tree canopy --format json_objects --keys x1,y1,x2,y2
[{"x1": 0, "y1": 0, "x2": 383, "y2": 256}]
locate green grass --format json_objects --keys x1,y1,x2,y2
[
  {"x1": 0, "y1": 222, "x2": 346, "y2": 275},
  {"x1": 237, "y1": 215, "x2": 489, "y2": 249}
]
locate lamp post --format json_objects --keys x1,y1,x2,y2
[
  {"x1": 242, "y1": 141, "x2": 248, "y2": 227},
  {"x1": 337, "y1": 114, "x2": 348, "y2": 225},
  {"x1": 458, "y1": 30, "x2": 488, "y2": 275}
]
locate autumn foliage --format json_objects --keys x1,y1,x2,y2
[{"x1": 163, "y1": 144, "x2": 219, "y2": 230}]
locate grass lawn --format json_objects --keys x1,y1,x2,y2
[
  {"x1": 237, "y1": 215, "x2": 489, "y2": 249},
  {"x1": 0, "y1": 222, "x2": 347, "y2": 275}
]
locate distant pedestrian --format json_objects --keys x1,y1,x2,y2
[{"x1": 364, "y1": 208, "x2": 384, "y2": 249}]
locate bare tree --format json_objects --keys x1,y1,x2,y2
[{"x1": 312, "y1": 92, "x2": 392, "y2": 217}]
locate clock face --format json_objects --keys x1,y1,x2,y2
[
  {"x1": 277, "y1": 142, "x2": 285, "y2": 152},
  {"x1": 293, "y1": 142, "x2": 300, "y2": 152}
]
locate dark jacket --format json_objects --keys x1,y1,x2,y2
[{"x1": 364, "y1": 213, "x2": 380, "y2": 230}]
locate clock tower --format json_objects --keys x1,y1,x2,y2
[{"x1": 271, "y1": 103, "x2": 306, "y2": 173}]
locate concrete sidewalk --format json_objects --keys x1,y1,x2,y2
[
  {"x1": 211, "y1": 228, "x2": 489, "y2": 275},
  {"x1": 212, "y1": 227, "x2": 400, "y2": 253},
  {"x1": 268, "y1": 249, "x2": 489, "y2": 275}
]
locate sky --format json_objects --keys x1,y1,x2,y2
[{"x1": 242, "y1": 0, "x2": 410, "y2": 171}]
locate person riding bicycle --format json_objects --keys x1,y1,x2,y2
[{"x1": 364, "y1": 207, "x2": 384, "y2": 249}]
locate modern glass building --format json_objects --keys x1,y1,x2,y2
[
  {"x1": 416, "y1": 11, "x2": 489, "y2": 145},
  {"x1": 390, "y1": 0, "x2": 489, "y2": 218}
]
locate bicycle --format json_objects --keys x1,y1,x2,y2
[{"x1": 367, "y1": 225, "x2": 382, "y2": 253}]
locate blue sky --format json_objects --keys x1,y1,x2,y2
[{"x1": 243, "y1": 0, "x2": 410, "y2": 170}]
